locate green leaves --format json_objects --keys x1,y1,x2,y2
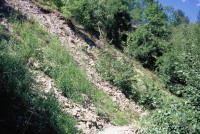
[
  {"x1": 158, "y1": 24, "x2": 200, "y2": 98},
  {"x1": 38, "y1": 0, "x2": 131, "y2": 48},
  {"x1": 128, "y1": 0, "x2": 169, "y2": 69},
  {"x1": 96, "y1": 49, "x2": 135, "y2": 94},
  {"x1": 152, "y1": 24, "x2": 200, "y2": 133},
  {"x1": 143, "y1": 101, "x2": 199, "y2": 134}
]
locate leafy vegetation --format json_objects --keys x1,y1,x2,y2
[
  {"x1": 35, "y1": 0, "x2": 132, "y2": 48},
  {"x1": 91, "y1": 0, "x2": 199, "y2": 133},
  {"x1": 96, "y1": 44, "x2": 199, "y2": 134},
  {"x1": 0, "y1": 24, "x2": 79, "y2": 133},
  {"x1": 3, "y1": 0, "x2": 200, "y2": 133},
  {"x1": 157, "y1": 24, "x2": 200, "y2": 108},
  {"x1": 2, "y1": 8, "x2": 136, "y2": 127},
  {"x1": 96, "y1": 49, "x2": 135, "y2": 95},
  {"x1": 128, "y1": 0, "x2": 170, "y2": 70},
  {"x1": 96, "y1": 48, "x2": 176, "y2": 108},
  {"x1": 142, "y1": 101, "x2": 199, "y2": 134}
]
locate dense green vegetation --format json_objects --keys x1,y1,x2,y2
[
  {"x1": 0, "y1": 22, "x2": 79, "y2": 134},
  {"x1": 157, "y1": 24, "x2": 200, "y2": 109},
  {"x1": 35, "y1": 0, "x2": 132, "y2": 48},
  {"x1": 96, "y1": 46, "x2": 199, "y2": 133},
  {"x1": 1, "y1": 7, "x2": 137, "y2": 131},
  {"x1": 128, "y1": 0, "x2": 170, "y2": 70},
  {"x1": 35, "y1": 0, "x2": 200, "y2": 133},
  {"x1": 2, "y1": 0, "x2": 199, "y2": 133}
]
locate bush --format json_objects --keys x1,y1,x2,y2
[
  {"x1": 128, "y1": 0, "x2": 169, "y2": 69},
  {"x1": 147, "y1": 24, "x2": 200, "y2": 134},
  {"x1": 157, "y1": 24, "x2": 200, "y2": 102},
  {"x1": 96, "y1": 49, "x2": 135, "y2": 97},
  {"x1": 142, "y1": 101, "x2": 199, "y2": 134},
  {"x1": 37, "y1": 0, "x2": 131, "y2": 49}
]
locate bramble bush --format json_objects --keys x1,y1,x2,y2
[
  {"x1": 142, "y1": 101, "x2": 199, "y2": 134},
  {"x1": 157, "y1": 24, "x2": 200, "y2": 104},
  {"x1": 142, "y1": 23, "x2": 200, "y2": 134}
]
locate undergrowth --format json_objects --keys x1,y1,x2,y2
[
  {"x1": 0, "y1": 24, "x2": 79, "y2": 133},
  {"x1": 96, "y1": 47, "x2": 199, "y2": 133},
  {"x1": 2, "y1": 10, "x2": 135, "y2": 125},
  {"x1": 22, "y1": 1, "x2": 199, "y2": 133}
]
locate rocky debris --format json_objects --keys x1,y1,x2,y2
[
  {"x1": 5, "y1": 0, "x2": 147, "y2": 133},
  {"x1": 0, "y1": 17, "x2": 13, "y2": 33},
  {"x1": 9, "y1": 0, "x2": 144, "y2": 116},
  {"x1": 31, "y1": 64, "x2": 112, "y2": 134}
]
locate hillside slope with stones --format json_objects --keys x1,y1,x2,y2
[
  {"x1": 4, "y1": 0, "x2": 146, "y2": 133},
  {"x1": 0, "y1": 17, "x2": 106, "y2": 134}
]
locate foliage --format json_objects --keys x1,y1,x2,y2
[
  {"x1": 5, "y1": 1, "x2": 200, "y2": 133},
  {"x1": 97, "y1": 34, "x2": 200, "y2": 134},
  {"x1": 96, "y1": 47, "x2": 200, "y2": 133},
  {"x1": 37, "y1": 0, "x2": 132, "y2": 48},
  {"x1": 96, "y1": 49, "x2": 135, "y2": 96},
  {"x1": 164, "y1": 6, "x2": 190, "y2": 26},
  {"x1": 145, "y1": 23, "x2": 200, "y2": 134},
  {"x1": 157, "y1": 24, "x2": 200, "y2": 101},
  {"x1": 4, "y1": 9, "x2": 135, "y2": 126},
  {"x1": 0, "y1": 25, "x2": 78, "y2": 134},
  {"x1": 128, "y1": 0, "x2": 169, "y2": 69},
  {"x1": 142, "y1": 101, "x2": 199, "y2": 134},
  {"x1": 96, "y1": 48, "x2": 173, "y2": 109}
]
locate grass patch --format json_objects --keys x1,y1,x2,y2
[
  {"x1": 96, "y1": 46, "x2": 199, "y2": 133},
  {"x1": 96, "y1": 47, "x2": 182, "y2": 109},
  {"x1": 2, "y1": 10, "x2": 134, "y2": 125},
  {"x1": 0, "y1": 24, "x2": 79, "y2": 134}
]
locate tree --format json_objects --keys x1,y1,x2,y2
[
  {"x1": 61, "y1": 0, "x2": 132, "y2": 49},
  {"x1": 174, "y1": 9, "x2": 190, "y2": 25},
  {"x1": 163, "y1": 6, "x2": 190, "y2": 26},
  {"x1": 197, "y1": 10, "x2": 200, "y2": 23},
  {"x1": 128, "y1": 0, "x2": 169, "y2": 69}
]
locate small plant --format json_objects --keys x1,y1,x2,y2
[{"x1": 96, "y1": 49, "x2": 135, "y2": 97}]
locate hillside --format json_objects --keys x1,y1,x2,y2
[{"x1": 0, "y1": 0, "x2": 199, "y2": 134}]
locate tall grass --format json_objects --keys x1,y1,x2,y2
[
  {"x1": 2, "y1": 10, "x2": 135, "y2": 125},
  {"x1": 0, "y1": 24, "x2": 79, "y2": 133},
  {"x1": 96, "y1": 46, "x2": 199, "y2": 133}
]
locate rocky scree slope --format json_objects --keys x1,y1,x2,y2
[{"x1": 4, "y1": 0, "x2": 146, "y2": 133}]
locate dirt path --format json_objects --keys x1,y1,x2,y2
[
  {"x1": 5, "y1": 0, "x2": 146, "y2": 133},
  {"x1": 98, "y1": 125, "x2": 136, "y2": 134}
]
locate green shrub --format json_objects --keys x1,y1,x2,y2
[
  {"x1": 157, "y1": 24, "x2": 200, "y2": 103},
  {"x1": 128, "y1": 0, "x2": 169, "y2": 69},
  {"x1": 96, "y1": 49, "x2": 135, "y2": 96},
  {"x1": 36, "y1": 0, "x2": 131, "y2": 48},
  {"x1": 142, "y1": 101, "x2": 199, "y2": 134},
  {"x1": 146, "y1": 23, "x2": 200, "y2": 134}
]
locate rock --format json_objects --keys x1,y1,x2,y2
[{"x1": 149, "y1": 103, "x2": 157, "y2": 110}]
